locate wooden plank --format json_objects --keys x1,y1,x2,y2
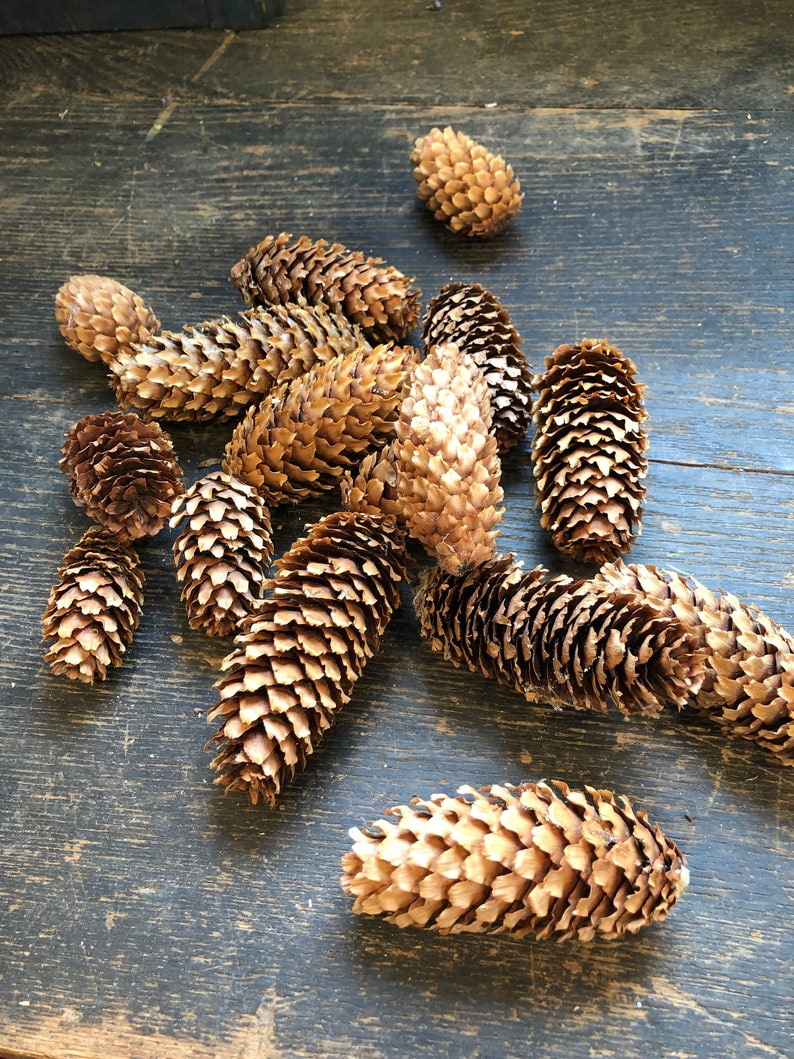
[{"x1": 0, "y1": 1, "x2": 283, "y2": 35}]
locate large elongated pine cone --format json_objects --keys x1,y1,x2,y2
[
  {"x1": 60, "y1": 411, "x2": 184, "y2": 541},
  {"x1": 170, "y1": 471, "x2": 274, "y2": 638},
  {"x1": 410, "y1": 126, "x2": 523, "y2": 238},
  {"x1": 341, "y1": 440, "x2": 403, "y2": 522},
  {"x1": 208, "y1": 511, "x2": 408, "y2": 805},
  {"x1": 594, "y1": 561, "x2": 794, "y2": 764},
  {"x1": 42, "y1": 527, "x2": 144, "y2": 683},
  {"x1": 110, "y1": 302, "x2": 367, "y2": 422},
  {"x1": 415, "y1": 555, "x2": 704, "y2": 715},
  {"x1": 223, "y1": 342, "x2": 416, "y2": 506},
  {"x1": 395, "y1": 341, "x2": 504, "y2": 573},
  {"x1": 342, "y1": 781, "x2": 688, "y2": 942},
  {"x1": 55, "y1": 274, "x2": 160, "y2": 365},
  {"x1": 531, "y1": 339, "x2": 649, "y2": 564},
  {"x1": 422, "y1": 282, "x2": 533, "y2": 453},
  {"x1": 230, "y1": 232, "x2": 421, "y2": 343}
]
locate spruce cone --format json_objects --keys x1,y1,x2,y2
[
  {"x1": 42, "y1": 527, "x2": 144, "y2": 683},
  {"x1": 342, "y1": 781, "x2": 689, "y2": 942},
  {"x1": 340, "y1": 440, "x2": 404, "y2": 522},
  {"x1": 60, "y1": 411, "x2": 184, "y2": 541},
  {"x1": 422, "y1": 282, "x2": 533, "y2": 453},
  {"x1": 595, "y1": 561, "x2": 794, "y2": 764},
  {"x1": 170, "y1": 471, "x2": 274, "y2": 638},
  {"x1": 223, "y1": 342, "x2": 416, "y2": 506},
  {"x1": 110, "y1": 302, "x2": 367, "y2": 422},
  {"x1": 230, "y1": 232, "x2": 421, "y2": 342},
  {"x1": 410, "y1": 126, "x2": 523, "y2": 238},
  {"x1": 415, "y1": 555, "x2": 704, "y2": 715},
  {"x1": 395, "y1": 341, "x2": 504, "y2": 573},
  {"x1": 55, "y1": 274, "x2": 160, "y2": 365},
  {"x1": 208, "y1": 511, "x2": 407, "y2": 805},
  {"x1": 531, "y1": 339, "x2": 649, "y2": 564}
]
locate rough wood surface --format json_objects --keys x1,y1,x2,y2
[{"x1": 0, "y1": 3, "x2": 792, "y2": 1058}]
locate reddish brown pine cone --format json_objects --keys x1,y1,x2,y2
[
  {"x1": 55, "y1": 274, "x2": 160, "y2": 365},
  {"x1": 531, "y1": 339, "x2": 649, "y2": 564},
  {"x1": 230, "y1": 232, "x2": 421, "y2": 343},
  {"x1": 42, "y1": 527, "x2": 144, "y2": 683},
  {"x1": 208, "y1": 511, "x2": 408, "y2": 805},
  {"x1": 60, "y1": 411, "x2": 184, "y2": 541},
  {"x1": 415, "y1": 555, "x2": 704, "y2": 715},
  {"x1": 342, "y1": 781, "x2": 689, "y2": 941}
]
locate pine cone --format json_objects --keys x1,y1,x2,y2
[
  {"x1": 531, "y1": 339, "x2": 649, "y2": 564},
  {"x1": 42, "y1": 527, "x2": 144, "y2": 683},
  {"x1": 223, "y1": 342, "x2": 417, "y2": 506},
  {"x1": 410, "y1": 126, "x2": 523, "y2": 238},
  {"x1": 395, "y1": 341, "x2": 504, "y2": 573},
  {"x1": 342, "y1": 781, "x2": 688, "y2": 941},
  {"x1": 110, "y1": 302, "x2": 367, "y2": 422},
  {"x1": 60, "y1": 411, "x2": 184, "y2": 541},
  {"x1": 415, "y1": 555, "x2": 704, "y2": 715},
  {"x1": 55, "y1": 274, "x2": 160, "y2": 365},
  {"x1": 208, "y1": 511, "x2": 408, "y2": 805},
  {"x1": 422, "y1": 282, "x2": 533, "y2": 453},
  {"x1": 170, "y1": 471, "x2": 274, "y2": 638},
  {"x1": 595, "y1": 561, "x2": 794, "y2": 764},
  {"x1": 340, "y1": 440, "x2": 404, "y2": 522},
  {"x1": 230, "y1": 232, "x2": 421, "y2": 343}
]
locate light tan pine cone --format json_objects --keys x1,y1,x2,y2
[
  {"x1": 230, "y1": 232, "x2": 421, "y2": 343},
  {"x1": 342, "y1": 781, "x2": 688, "y2": 941},
  {"x1": 531, "y1": 339, "x2": 649, "y2": 564},
  {"x1": 395, "y1": 341, "x2": 504, "y2": 573},
  {"x1": 340, "y1": 440, "x2": 404, "y2": 522},
  {"x1": 208, "y1": 511, "x2": 408, "y2": 805},
  {"x1": 415, "y1": 555, "x2": 704, "y2": 715},
  {"x1": 223, "y1": 342, "x2": 417, "y2": 506},
  {"x1": 422, "y1": 282, "x2": 533, "y2": 453},
  {"x1": 110, "y1": 302, "x2": 367, "y2": 422},
  {"x1": 170, "y1": 471, "x2": 274, "y2": 638},
  {"x1": 410, "y1": 126, "x2": 523, "y2": 238},
  {"x1": 55, "y1": 274, "x2": 160, "y2": 365},
  {"x1": 60, "y1": 411, "x2": 184, "y2": 541},
  {"x1": 595, "y1": 561, "x2": 794, "y2": 764},
  {"x1": 42, "y1": 527, "x2": 144, "y2": 683}
]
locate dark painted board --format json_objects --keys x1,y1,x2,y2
[{"x1": 0, "y1": 1, "x2": 283, "y2": 35}]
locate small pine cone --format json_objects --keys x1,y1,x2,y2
[
  {"x1": 60, "y1": 411, "x2": 184, "y2": 541},
  {"x1": 340, "y1": 440, "x2": 404, "y2": 522},
  {"x1": 55, "y1": 274, "x2": 160, "y2": 365},
  {"x1": 230, "y1": 232, "x2": 421, "y2": 343},
  {"x1": 395, "y1": 341, "x2": 504, "y2": 573},
  {"x1": 170, "y1": 471, "x2": 274, "y2": 638},
  {"x1": 342, "y1": 781, "x2": 689, "y2": 942},
  {"x1": 223, "y1": 342, "x2": 417, "y2": 506},
  {"x1": 110, "y1": 302, "x2": 367, "y2": 422},
  {"x1": 415, "y1": 555, "x2": 704, "y2": 715},
  {"x1": 422, "y1": 282, "x2": 533, "y2": 453},
  {"x1": 42, "y1": 527, "x2": 144, "y2": 683},
  {"x1": 595, "y1": 561, "x2": 794, "y2": 764},
  {"x1": 410, "y1": 126, "x2": 523, "y2": 238},
  {"x1": 208, "y1": 511, "x2": 408, "y2": 805},
  {"x1": 531, "y1": 339, "x2": 649, "y2": 564}
]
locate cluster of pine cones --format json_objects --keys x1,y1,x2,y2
[{"x1": 44, "y1": 127, "x2": 793, "y2": 945}]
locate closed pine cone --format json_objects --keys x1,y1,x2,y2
[
  {"x1": 340, "y1": 440, "x2": 404, "y2": 522},
  {"x1": 395, "y1": 341, "x2": 504, "y2": 573},
  {"x1": 342, "y1": 781, "x2": 689, "y2": 942},
  {"x1": 531, "y1": 339, "x2": 649, "y2": 564},
  {"x1": 110, "y1": 302, "x2": 367, "y2": 422},
  {"x1": 595, "y1": 560, "x2": 794, "y2": 765},
  {"x1": 42, "y1": 527, "x2": 144, "y2": 683},
  {"x1": 170, "y1": 471, "x2": 274, "y2": 638},
  {"x1": 230, "y1": 232, "x2": 421, "y2": 343},
  {"x1": 422, "y1": 282, "x2": 533, "y2": 453},
  {"x1": 415, "y1": 555, "x2": 704, "y2": 715},
  {"x1": 410, "y1": 126, "x2": 523, "y2": 238},
  {"x1": 55, "y1": 274, "x2": 160, "y2": 365},
  {"x1": 208, "y1": 511, "x2": 408, "y2": 805},
  {"x1": 60, "y1": 411, "x2": 184, "y2": 541}
]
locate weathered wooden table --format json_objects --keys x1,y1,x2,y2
[{"x1": 1, "y1": 3, "x2": 792, "y2": 1056}]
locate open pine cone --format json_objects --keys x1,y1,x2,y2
[{"x1": 55, "y1": 274, "x2": 160, "y2": 365}]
